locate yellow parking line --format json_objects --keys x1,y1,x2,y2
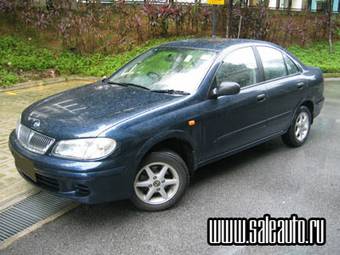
[{"x1": 4, "y1": 91, "x2": 17, "y2": 96}]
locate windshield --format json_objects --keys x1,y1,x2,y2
[{"x1": 109, "y1": 48, "x2": 217, "y2": 94}]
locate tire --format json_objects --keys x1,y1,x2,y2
[
  {"x1": 131, "y1": 151, "x2": 189, "y2": 211},
  {"x1": 282, "y1": 106, "x2": 312, "y2": 147}
]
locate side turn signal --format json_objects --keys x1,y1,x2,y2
[{"x1": 188, "y1": 120, "x2": 196, "y2": 126}]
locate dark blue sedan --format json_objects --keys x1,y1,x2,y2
[{"x1": 9, "y1": 39, "x2": 324, "y2": 211}]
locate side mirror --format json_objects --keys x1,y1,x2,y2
[{"x1": 211, "y1": 81, "x2": 241, "y2": 98}]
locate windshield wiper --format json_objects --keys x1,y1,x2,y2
[
  {"x1": 107, "y1": 81, "x2": 150, "y2": 91},
  {"x1": 107, "y1": 81, "x2": 189, "y2": 95},
  {"x1": 151, "y1": 89, "x2": 190, "y2": 95}
]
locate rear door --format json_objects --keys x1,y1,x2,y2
[{"x1": 255, "y1": 46, "x2": 306, "y2": 134}]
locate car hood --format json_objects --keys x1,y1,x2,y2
[{"x1": 21, "y1": 81, "x2": 181, "y2": 139}]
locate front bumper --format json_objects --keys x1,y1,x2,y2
[{"x1": 9, "y1": 131, "x2": 135, "y2": 204}]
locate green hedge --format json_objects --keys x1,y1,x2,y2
[
  {"x1": 0, "y1": 36, "x2": 186, "y2": 87},
  {"x1": 288, "y1": 42, "x2": 340, "y2": 73},
  {"x1": 1, "y1": 36, "x2": 339, "y2": 88}
]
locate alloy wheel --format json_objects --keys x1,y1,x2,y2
[
  {"x1": 134, "y1": 162, "x2": 180, "y2": 205},
  {"x1": 294, "y1": 111, "x2": 310, "y2": 142}
]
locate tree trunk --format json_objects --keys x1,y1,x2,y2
[
  {"x1": 307, "y1": 0, "x2": 312, "y2": 11},
  {"x1": 225, "y1": 0, "x2": 233, "y2": 38},
  {"x1": 237, "y1": 15, "x2": 242, "y2": 38},
  {"x1": 212, "y1": 6, "x2": 217, "y2": 38},
  {"x1": 276, "y1": 0, "x2": 280, "y2": 9},
  {"x1": 287, "y1": 0, "x2": 292, "y2": 12},
  {"x1": 328, "y1": 0, "x2": 333, "y2": 53}
]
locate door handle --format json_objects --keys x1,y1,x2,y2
[
  {"x1": 257, "y1": 94, "x2": 266, "y2": 102},
  {"x1": 297, "y1": 82, "x2": 305, "y2": 89}
]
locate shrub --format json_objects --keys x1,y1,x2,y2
[
  {"x1": 1, "y1": 1, "x2": 213, "y2": 54},
  {"x1": 0, "y1": 36, "x2": 189, "y2": 87},
  {"x1": 0, "y1": 69, "x2": 20, "y2": 87},
  {"x1": 289, "y1": 41, "x2": 340, "y2": 73}
]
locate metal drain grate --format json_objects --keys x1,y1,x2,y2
[{"x1": 0, "y1": 191, "x2": 74, "y2": 243}]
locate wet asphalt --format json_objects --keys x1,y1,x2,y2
[{"x1": 2, "y1": 80, "x2": 340, "y2": 255}]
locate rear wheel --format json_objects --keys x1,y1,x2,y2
[
  {"x1": 131, "y1": 151, "x2": 189, "y2": 211},
  {"x1": 282, "y1": 106, "x2": 312, "y2": 147}
]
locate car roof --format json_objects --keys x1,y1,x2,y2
[{"x1": 160, "y1": 38, "x2": 281, "y2": 52}]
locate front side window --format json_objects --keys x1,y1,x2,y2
[
  {"x1": 257, "y1": 46, "x2": 287, "y2": 80},
  {"x1": 109, "y1": 48, "x2": 216, "y2": 94},
  {"x1": 215, "y1": 47, "x2": 258, "y2": 88}
]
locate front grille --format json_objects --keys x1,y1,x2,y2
[
  {"x1": 16, "y1": 124, "x2": 55, "y2": 154},
  {"x1": 36, "y1": 174, "x2": 60, "y2": 191}
]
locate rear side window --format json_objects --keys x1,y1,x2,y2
[
  {"x1": 215, "y1": 47, "x2": 258, "y2": 88},
  {"x1": 257, "y1": 46, "x2": 287, "y2": 80},
  {"x1": 284, "y1": 54, "x2": 299, "y2": 75}
]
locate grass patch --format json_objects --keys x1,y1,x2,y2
[
  {"x1": 0, "y1": 36, "x2": 187, "y2": 87},
  {"x1": 323, "y1": 73, "x2": 340, "y2": 78},
  {"x1": 0, "y1": 69, "x2": 20, "y2": 87},
  {"x1": 288, "y1": 42, "x2": 340, "y2": 73}
]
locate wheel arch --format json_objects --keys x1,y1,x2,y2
[
  {"x1": 292, "y1": 98, "x2": 315, "y2": 125},
  {"x1": 136, "y1": 131, "x2": 197, "y2": 175},
  {"x1": 300, "y1": 100, "x2": 314, "y2": 123}
]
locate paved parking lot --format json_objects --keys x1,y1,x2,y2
[{"x1": 2, "y1": 80, "x2": 340, "y2": 255}]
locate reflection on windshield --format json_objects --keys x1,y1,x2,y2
[{"x1": 109, "y1": 48, "x2": 216, "y2": 94}]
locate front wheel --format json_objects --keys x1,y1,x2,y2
[
  {"x1": 131, "y1": 151, "x2": 189, "y2": 211},
  {"x1": 282, "y1": 106, "x2": 312, "y2": 147}
]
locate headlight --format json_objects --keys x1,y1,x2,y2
[{"x1": 52, "y1": 138, "x2": 117, "y2": 160}]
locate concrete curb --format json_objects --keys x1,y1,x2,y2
[
  {"x1": 324, "y1": 77, "x2": 340, "y2": 81},
  {"x1": 0, "y1": 187, "x2": 39, "y2": 212},
  {"x1": 0, "y1": 76, "x2": 99, "y2": 92}
]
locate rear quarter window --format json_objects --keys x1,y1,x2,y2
[{"x1": 284, "y1": 54, "x2": 300, "y2": 75}]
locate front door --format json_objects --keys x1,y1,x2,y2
[{"x1": 199, "y1": 47, "x2": 271, "y2": 161}]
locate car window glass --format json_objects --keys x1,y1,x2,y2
[
  {"x1": 109, "y1": 48, "x2": 216, "y2": 94},
  {"x1": 257, "y1": 46, "x2": 287, "y2": 80},
  {"x1": 284, "y1": 54, "x2": 299, "y2": 75},
  {"x1": 215, "y1": 47, "x2": 258, "y2": 88}
]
